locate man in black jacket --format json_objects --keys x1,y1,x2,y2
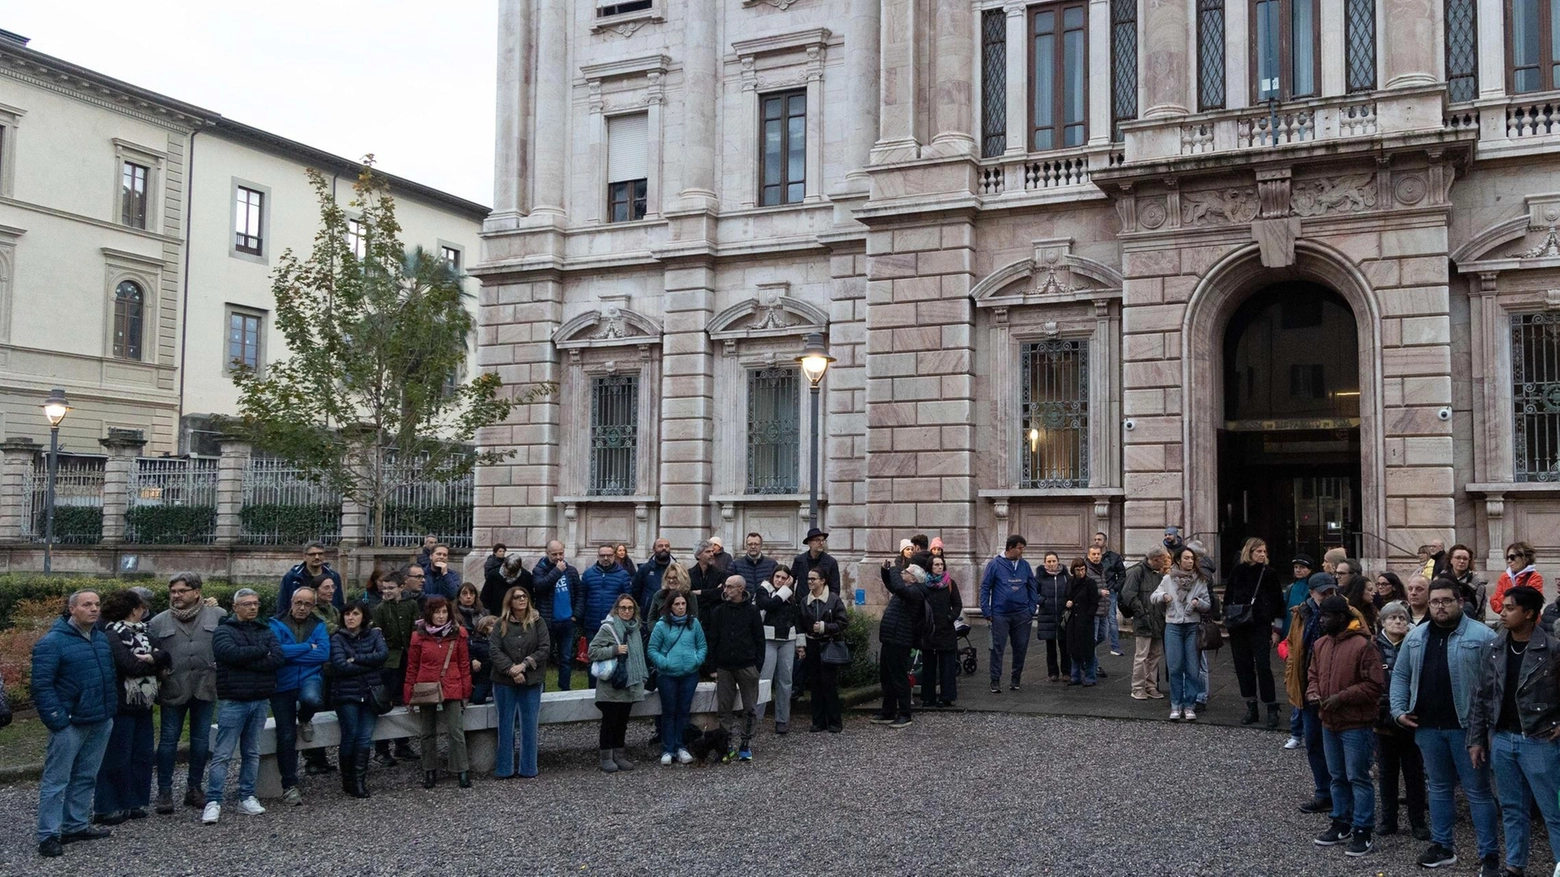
[
  {"x1": 790, "y1": 528, "x2": 841, "y2": 599},
  {"x1": 531, "y1": 540, "x2": 580, "y2": 691},
  {"x1": 727, "y1": 533, "x2": 778, "y2": 598},
  {"x1": 1091, "y1": 532, "x2": 1127, "y2": 656},
  {"x1": 203, "y1": 589, "x2": 284, "y2": 825},
  {"x1": 705, "y1": 575, "x2": 765, "y2": 762}
]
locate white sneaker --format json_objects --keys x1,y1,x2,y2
[
  {"x1": 1169, "y1": 709, "x2": 1182, "y2": 720},
  {"x1": 239, "y1": 796, "x2": 265, "y2": 816},
  {"x1": 660, "y1": 753, "x2": 673, "y2": 766},
  {"x1": 201, "y1": 802, "x2": 220, "y2": 824},
  {"x1": 676, "y1": 748, "x2": 694, "y2": 765},
  {"x1": 1184, "y1": 708, "x2": 1197, "y2": 721},
  {"x1": 1284, "y1": 736, "x2": 1303, "y2": 750}
]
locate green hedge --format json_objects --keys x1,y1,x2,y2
[
  {"x1": 379, "y1": 503, "x2": 472, "y2": 546},
  {"x1": 35, "y1": 507, "x2": 103, "y2": 544},
  {"x1": 239, "y1": 503, "x2": 342, "y2": 546},
  {"x1": 839, "y1": 610, "x2": 879, "y2": 688},
  {"x1": 0, "y1": 574, "x2": 279, "y2": 629},
  {"x1": 124, "y1": 505, "x2": 216, "y2": 545}
]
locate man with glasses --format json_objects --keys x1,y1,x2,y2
[
  {"x1": 266, "y1": 587, "x2": 330, "y2": 805},
  {"x1": 280, "y1": 541, "x2": 344, "y2": 610},
  {"x1": 149, "y1": 572, "x2": 226, "y2": 815},
  {"x1": 203, "y1": 589, "x2": 284, "y2": 825},
  {"x1": 1390, "y1": 579, "x2": 1500, "y2": 874}
]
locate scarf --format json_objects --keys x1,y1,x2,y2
[
  {"x1": 669, "y1": 611, "x2": 690, "y2": 626},
  {"x1": 927, "y1": 573, "x2": 950, "y2": 591},
  {"x1": 418, "y1": 619, "x2": 455, "y2": 638},
  {"x1": 171, "y1": 602, "x2": 204, "y2": 623},
  {"x1": 110, "y1": 620, "x2": 160, "y2": 709}
]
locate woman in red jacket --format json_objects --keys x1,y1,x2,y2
[
  {"x1": 1492, "y1": 541, "x2": 1544, "y2": 614},
  {"x1": 402, "y1": 597, "x2": 472, "y2": 789}
]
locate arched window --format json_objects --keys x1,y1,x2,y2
[{"x1": 113, "y1": 280, "x2": 144, "y2": 361}]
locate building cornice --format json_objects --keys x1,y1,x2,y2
[{"x1": 0, "y1": 43, "x2": 214, "y2": 132}]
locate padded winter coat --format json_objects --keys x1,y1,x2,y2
[
  {"x1": 1035, "y1": 569, "x2": 1070, "y2": 641},
  {"x1": 580, "y1": 563, "x2": 633, "y2": 633},
  {"x1": 268, "y1": 613, "x2": 329, "y2": 693},
  {"x1": 402, "y1": 624, "x2": 473, "y2": 703},
  {"x1": 212, "y1": 615, "x2": 285, "y2": 702},
  {"x1": 30, "y1": 617, "x2": 117, "y2": 732},
  {"x1": 648, "y1": 614, "x2": 708, "y2": 677},
  {"x1": 329, "y1": 627, "x2": 388, "y2": 705},
  {"x1": 878, "y1": 566, "x2": 928, "y2": 648}
]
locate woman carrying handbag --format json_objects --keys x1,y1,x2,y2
[
  {"x1": 800, "y1": 568, "x2": 849, "y2": 734},
  {"x1": 330, "y1": 601, "x2": 387, "y2": 798},
  {"x1": 402, "y1": 597, "x2": 473, "y2": 789},
  {"x1": 589, "y1": 595, "x2": 648, "y2": 773},
  {"x1": 1224, "y1": 537, "x2": 1284, "y2": 727}
]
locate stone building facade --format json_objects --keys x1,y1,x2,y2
[{"x1": 476, "y1": 0, "x2": 1560, "y2": 599}]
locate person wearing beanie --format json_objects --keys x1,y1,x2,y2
[
  {"x1": 877, "y1": 557, "x2": 928, "y2": 728},
  {"x1": 1373, "y1": 601, "x2": 1428, "y2": 840},
  {"x1": 1286, "y1": 572, "x2": 1343, "y2": 814},
  {"x1": 1307, "y1": 593, "x2": 1384, "y2": 858},
  {"x1": 929, "y1": 536, "x2": 945, "y2": 559},
  {"x1": 1162, "y1": 526, "x2": 1185, "y2": 558},
  {"x1": 1280, "y1": 554, "x2": 1317, "y2": 750}
]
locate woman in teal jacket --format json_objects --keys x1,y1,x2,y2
[{"x1": 647, "y1": 592, "x2": 707, "y2": 766}]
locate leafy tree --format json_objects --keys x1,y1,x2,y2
[{"x1": 229, "y1": 161, "x2": 543, "y2": 546}]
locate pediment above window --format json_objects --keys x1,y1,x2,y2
[
  {"x1": 707, "y1": 282, "x2": 827, "y2": 342},
  {"x1": 553, "y1": 302, "x2": 662, "y2": 350},
  {"x1": 971, "y1": 238, "x2": 1123, "y2": 308},
  {"x1": 1454, "y1": 193, "x2": 1560, "y2": 275}
]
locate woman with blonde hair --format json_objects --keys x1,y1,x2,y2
[
  {"x1": 489, "y1": 586, "x2": 549, "y2": 779},
  {"x1": 649, "y1": 562, "x2": 700, "y2": 620},
  {"x1": 1223, "y1": 536, "x2": 1283, "y2": 727}
]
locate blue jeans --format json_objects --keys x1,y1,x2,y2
[
  {"x1": 989, "y1": 610, "x2": 1031, "y2": 685},
  {"x1": 1322, "y1": 726, "x2": 1375, "y2": 830},
  {"x1": 1096, "y1": 592, "x2": 1121, "y2": 652},
  {"x1": 1163, "y1": 622, "x2": 1203, "y2": 709},
  {"x1": 1416, "y1": 726, "x2": 1500, "y2": 857},
  {"x1": 94, "y1": 711, "x2": 155, "y2": 815},
  {"x1": 269, "y1": 677, "x2": 325, "y2": 789},
  {"x1": 335, "y1": 701, "x2": 377, "y2": 751},
  {"x1": 1490, "y1": 730, "x2": 1560, "y2": 870},
  {"x1": 157, "y1": 698, "x2": 214, "y2": 795},
  {"x1": 1070, "y1": 652, "x2": 1098, "y2": 684},
  {"x1": 36, "y1": 719, "x2": 112, "y2": 842},
  {"x1": 1301, "y1": 705, "x2": 1329, "y2": 799},
  {"x1": 206, "y1": 699, "x2": 269, "y2": 804},
  {"x1": 658, "y1": 672, "x2": 699, "y2": 755},
  {"x1": 493, "y1": 682, "x2": 543, "y2": 778},
  {"x1": 550, "y1": 621, "x2": 575, "y2": 690},
  {"x1": 470, "y1": 679, "x2": 492, "y2": 706}
]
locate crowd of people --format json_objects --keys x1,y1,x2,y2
[{"x1": 25, "y1": 526, "x2": 1560, "y2": 875}]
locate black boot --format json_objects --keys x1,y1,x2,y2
[
  {"x1": 1266, "y1": 702, "x2": 1281, "y2": 729},
  {"x1": 394, "y1": 740, "x2": 416, "y2": 761},
  {"x1": 353, "y1": 749, "x2": 372, "y2": 799},
  {"x1": 339, "y1": 747, "x2": 356, "y2": 795},
  {"x1": 458, "y1": 771, "x2": 471, "y2": 789},
  {"x1": 423, "y1": 770, "x2": 437, "y2": 789},
  {"x1": 1240, "y1": 700, "x2": 1259, "y2": 725},
  {"x1": 374, "y1": 740, "x2": 396, "y2": 766},
  {"x1": 1409, "y1": 813, "x2": 1430, "y2": 841}
]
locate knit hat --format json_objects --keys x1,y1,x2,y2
[
  {"x1": 1291, "y1": 553, "x2": 1314, "y2": 570},
  {"x1": 1318, "y1": 594, "x2": 1350, "y2": 614},
  {"x1": 1307, "y1": 572, "x2": 1339, "y2": 593},
  {"x1": 709, "y1": 536, "x2": 724, "y2": 549},
  {"x1": 930, "y1": 537, "x2": 944, "y2": 551},
  {"x1": 1164, "y1": 526, "x2": 1180, "y2": 536},
  {"x1": 899, "y1": 538, "x2": 913, "y2": 552}
]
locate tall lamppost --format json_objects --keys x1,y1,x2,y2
[
  {"x1": 795, "y1": 333, "x2": 834, "y2": 532},
  {"x1": 41, "y1": 388, "x2": 70, "y2": 574}
]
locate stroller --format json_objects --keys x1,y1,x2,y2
[{"x1": 953, "y1": 617, "x2": 978, "y2": 676}]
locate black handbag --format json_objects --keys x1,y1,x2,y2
[
  {"x1": 1224, "y1": 603, "x2": 1254, "y2": 629},
  {"x1": 821, "y1": 640, "x2": 851, "y2": 665},
  {"x1": 1197, "y1": 617, "x2": 1225, "y2": 651},
  {"x1": 366, "y1": 683, "x2": 394, "y2": 716}
]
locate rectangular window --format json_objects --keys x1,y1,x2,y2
[
  {"x1": 440, "y1": 245, "x2": 462, "y2": 271},
  {"x1": 1030, "y1": 2, "x2": 1088, "y2": 152},
  {"x1": 234, "y1": 186, "x2": 264, "y2": 255},
  {"x1": 346, "y1": 219, "x2": 365, "y2": 259},
  {"x1": 606, "y1": 113, "x2": 649, "y2": 222},
  {"x1": 1447, "y1": 0, "x2": 1479, "y2": 101},
  {"x1": 1019, "y1": 339, "x2": 1089, "y2": 488},
  {"x1": 1252, "y1": 0, "x2": 1319, "y2": 101},
  {"x1": 1344, "y1": 0, "x2": 1377, "y2": 92},
  {"x1": 746, "y1": 367, "x2": 800, "y2": 494},
  {"x1": 588, "y1": 374, "x2": 639, "y2": 496},
  {"x1": 1198, "y1": 0, "x2": 1227, "y2": 110},
  {"x1": 598, "y1": 0, "x2": 652, "y2": 15},
  {"x1": 1509, "y1": 0, "x2": 1560, "y2": 93},
  {"x1": 1288, "y1": 363, "x2": 1326, "y2": 399},
  {"x1": 227, "y1": 310, "x2": 262, "y2": 371},
  {"x1": 981, "y1": 8, "x2": 1008, "y2": 158},
  {"x1": 759, "y1": 90, "x2": 807, "y2": 206},
  {"x1": 1512, "y1": 312, "x2": 1560, "y2": 482},
  {"x1": 1110, "y1": 0, "x2": 1138, "y2": 142},
  {"x1": 121, "y1": 161, "x2": 148, "y2": 229}
]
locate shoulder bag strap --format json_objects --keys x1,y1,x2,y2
[{"x1": 436, "y1": 633, "x2": 456, "y2": 681}]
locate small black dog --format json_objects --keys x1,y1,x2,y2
[{"x1": 685, "y1": 727, "x2": 730, "y2": 765}]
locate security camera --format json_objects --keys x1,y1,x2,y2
[
  {"x1": 1123, "y1": 418, "x2": 1136, "y2": 432},
  {"x1": 1436, "y1": 407, "x2": 1452, "y2": 421}
]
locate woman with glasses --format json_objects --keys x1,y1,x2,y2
[
  {"x1": 1492, "y1": 541, "x2": 1543, "y2": 614},
  {"x1": 1373, "y1": 572, "x2": 1407, "y2": 612}
]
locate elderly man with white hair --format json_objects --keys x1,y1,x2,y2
[{"x1": 876, "y1": 556, "x2": 930, "y2": 729}]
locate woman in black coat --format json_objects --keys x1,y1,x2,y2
[
  {"x1": 877, "y1": 559, "x2": 928, "y2": 727},
  {"x1": 1064, "y1": 558, "x2": 1100, "y2": 686},
  {"x1": 94, "y1": 589, "x2": 170, "y2": 823},
  {"x1": 1222, "y1": 537, "x2": 1283, "y2": 727},
  {"x1": 919, "y1": 555, "x2": 963, "y2": 708},
  {"x1": 800, "y1": 568, "x2": 849, "y2": 733},
  {"x1": 1034, "y1": 552, "x2": 1070, "y2": 682}
]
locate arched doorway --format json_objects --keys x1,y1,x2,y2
[{"x1": 1216, "y1": 282, "x2": 1363, "y2": 570}]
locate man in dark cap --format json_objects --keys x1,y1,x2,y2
[
  {"x1": 789, "y1": 528, "x2": 840, "y2": 600},
  {"x1": 1285, "y1": 572, "x2": 1342, "y2": 815},
  {"x1": 1161, "y1": 526, "x2": 1185, "y2": 558}
]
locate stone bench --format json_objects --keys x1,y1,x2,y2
[{"x1": 227, "y1": 680, "x2": 772, "y2": 798}]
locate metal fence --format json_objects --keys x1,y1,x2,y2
[
  {"x1": 22, "y1": 458, "x2": 106, "y2": 544},
  {"x1": 371, "y1": 459, "x2": 474, "y2": 549},
  {"x1": 125, "y1": 456, "x2": 219, "y2": 545},
  {"x1": 239, "y1": 457, "x2": 342, "y2": 546}
]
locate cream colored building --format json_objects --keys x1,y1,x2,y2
[
  {"x1": 476, "y1": 0, "x2": 1560, "y2": 598},
  {"x1": 0, "y1": 32, "x2": 487, "y2": 459}
]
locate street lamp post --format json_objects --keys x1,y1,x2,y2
[
  {"x1": 795, "y1": 333, "x2": 834, "y2": 533},
  {"x1": 41, "y1": 388, "x2": 70, "y2": 574}
]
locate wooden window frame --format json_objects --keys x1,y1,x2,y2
[
  {"x1": 1506, "y1": 0, "x2": 1560, "y2": 94},
  {"x1": 1248, "y1": 0, "x2": 1322, "y2": 104},
  {"x1": 758, "y1": 88, "x2": 807, "y2": 207},
  {"x1": 234, "y1": 186, "x2": 264, "y2": 255},
  {"x1": 112, "y1": 280, "x2": 144, "y2": 361},
  {"x1": 121, "y1": 161, "x2": 149, "y2": 229},
  {"x1": 225, "y1": 306, "x2": 264, "y2": 373},
  {"x1": 607, "y1": 179, "x2": 647, "y2": 222},
  {"x1": 1028, "y1": 1, "x2": 1090, "y2": 153}
]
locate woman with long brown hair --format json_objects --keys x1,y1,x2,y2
[{"x1": 490, "y1": 586, "x2": 548, "y2": 779}]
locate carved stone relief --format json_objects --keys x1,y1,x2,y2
[
  {"x1": 1290, "y1": 173, "x2": 1377, "y2": 217},
  {"x1": 1180, "y1": 188, "x2": 1259, "y2": 226}
]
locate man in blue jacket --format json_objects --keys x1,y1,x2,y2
[
  {"x1": 267, "y1": 587, "x2": 330, "y2": 806},
  {"x1": 279, "y1": 542, "x2": 344, "y2": 610},
  {"x1": 420, "y1": 543, "x2": 461, "y2": 602},
  {"x1": 633, "y1": 538, "x2": 677, "y2": 615},
  {"x1": 980, "y1": 535, "x2": 1038, "y2": 695},
  {"x1": 581, "y1": 544, "x2": 632, "y2": 636},
  {"x1": 33, "y1": 589, "x2": 117, "y2": 858},
  {"x1": 1390, "y1": 578, "x2": 1500, "y2": 873},
  {"x1": 726, "y1": 533, "x2": 778, "y2": 599},
  {"x1": 532, "y1": 540, "x2": 581, "y2": 690}
]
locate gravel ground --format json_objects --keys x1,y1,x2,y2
[{"x1": 0, "y1": 712, "x2": 1542, "y2": 877}]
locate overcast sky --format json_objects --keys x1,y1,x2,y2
[{"x1": 3, "y1": 1, "x2": 498, "y2": 205}]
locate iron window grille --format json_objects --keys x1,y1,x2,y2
[
  {"x1": 589, "y1": 374, "x2": 639, "y2": 496},
  {"x1": 1110, "y1": 0, "x2": 1138, "y2": 141},
  {"x1": 1344, "y1": 0, "x2": 1377, "y2": 92},
  {"x1": 1446, "y1": 0, "x2": 1479, "y2": 101},
  {"x1": 1197, "y1": 0, "x2": 1227, "y2": 110},
  {"x1": 981, "y1": 8, "x2": 1008, "y2": 158},
  {"x1": 746, "y1": 367, "x2": 800, "y2": 494},
  {"x1": 1513, "y1": 312, "x2": 1560, "y2": 482},
  {"x1": 1020, "y1": 339, "x2": 1089, "y2": 488}
]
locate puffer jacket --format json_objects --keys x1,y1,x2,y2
[
  {"x1": 1468, "y1": 624, "x2": 1560, "y2": 744},
  {"x1": 402, "y1": 623, "x2": 472, "y2": 703},
  {"x1": 589, "y1": 616, "x2": 648, "y2": 703},
  {"x1": 705, "y1": 596, "x2": 765, "y2": 670},
  {"x1": 580, "y1": 562, "x2": 633, "y2": 633},
  {"x1": 1119, "y1": 559, "x2": 1166, "y2": 638},
  {"x1": 756, "y1": 581, "x2": 802, "y2": 642},
  {"x1": 1305, "y1": 619, "x2": 1384, "y2": 731},
  {"x1": 726, "y1": 554, "x2": 777, "y2": 599},
  {"x1": 530, "y1": 557, "x2": 581, "y2": 624},
  {"x1": 1375, "y1": 630, "x2": 1407, "y2": 733},
  {"x1": 212, "y1": 615, "x2": 285, "y2": 702},
  {"x1": 30, "y1": 617, "x2": 117, "y2": 732},
  {"x1": 1034, "y1": 569, "x2": 1070, "y2": 640},
  {"x1": 1285, "y1": 600, "x2": 1370, "y2": 709},
  {"x1": 268, "y1": 613, "x2": 329, "y2": 693},
  {"x1": 329, "y1": 627, "x2": 388, "y2": 705},
  {"x1": 921, "y1": 574, "x2": 963, "y2": 652},
  {"x1": 489, "y1": 615, "x2": 551, "y2": 687},
  {"x1": 878, "y1": 565, "x2": 928, "y2": 648},
  {"x1": 648, "y1": 614, "x2": 708, "y2": 677}
]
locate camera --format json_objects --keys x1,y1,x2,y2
[
  {"x1": 1123, "y1": 418, "x2": 1136, "y2": 432},
  {"x1": 1436, "y1": 407, "x2": 1452, "y2": 421}
]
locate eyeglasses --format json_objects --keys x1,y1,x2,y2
[
  {"x1": 235, "y1": 601, "x2": 260, "y2": 608},
  {"x1": 1507, "y1": 554, "x2": 1522, "y2": 561},
  {"x1": 1428, "y1": 598, "x2": 1459, "y2": 607},
  {"x1": 169, "y1": 588, "x2": 193, "y2": 596}
]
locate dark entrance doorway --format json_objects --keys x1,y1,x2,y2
[{"x1": 1216, "y1": 282, "x2": 1363, "y2": 574}]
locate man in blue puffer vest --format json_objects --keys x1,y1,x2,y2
[
  {"x1": 32, "y1": 589, "x2": 117, "y2": 858},
  {"x1": 267, "y1": 586, "x2": 330, "y2": 805}
]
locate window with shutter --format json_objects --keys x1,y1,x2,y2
[{"x1": 607, "y1": 113, "x2": 649, "y2": 222}]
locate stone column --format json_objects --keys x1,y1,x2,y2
[
  {"x1": 0, "y1": 438, "x2": 37, "y2": 542},
  {"x1": 98, "y1": 429, "x2": 146, "y2": 547},
  {"x1": 842, "y1": 0, "x2": 881, "y2": 190},
  {"x1": 657, "y1": 262, "x2": 716, "y2": 548},
  {"x1": 530, "y1": 0, "x2": 569, "y2": 218},
  {"x1": 873, "y1": 0, "x2": 922, "y2": 162},
  {"x1": 928, "y1": 0, "x2": 976, "y2": 157},
  {"x1": 214, "y1": 437, "x2": 251, "y2": 547},
  {"x1": 1141, "y1": 0, "x2": 1190, "y2": 118},
  {"x1": 1003, "y1": 2, "x2": 1028, "y2": 155},
  {"x1": 675, "y1": 0, "x2": 719, "y2": 213},
  {"x1": 490, "y1": 0, "x2": 531, "y2": 225},
  {"x1": 1382, "y1": 0, "x2": 1438, "y2": 89}
]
